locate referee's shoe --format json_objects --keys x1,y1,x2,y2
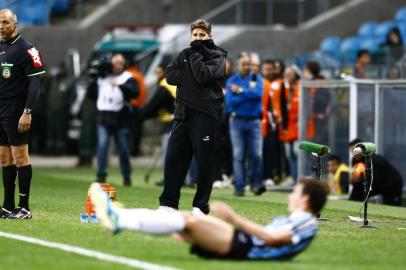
[
  {"x1": 8, "y1": 207, "x2": 32, "y2": 219},
  {"x1": 0, "y1": 207, "x2": 13, "y2": 219}
]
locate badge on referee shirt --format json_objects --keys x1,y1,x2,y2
[{"x1": 1, "y1": 62, "x2": 13, "y2": 79}]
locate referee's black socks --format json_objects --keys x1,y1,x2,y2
[
  {"x1": 2, "y1": 164, "x2": 17, "y2": 210},
  {"x1": 17, "y1": 164, "x2": 32, "y2": 210}
]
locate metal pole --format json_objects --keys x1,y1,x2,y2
[
  {"x1": 266, "y1": 0, "x2": 274, "y2": 25},
  {"x1": 349, "y1": 81, "x2": 358, "y2": 140},
  {"x1": 298, "y1": 83, "x2": 306, "y2": 178},
  {"x1": 76, "y1": 0, "x2": 83, "y2": 20},
  {"x1": 297, "y1": 0, "x2": 305, "y2": 25},
  {"x1": 363, "y1": 156, "x2": 371, "y2": 226},
  {"x1": 374, "y1": 83, "x2": 381, "y2": 153},
  {"x1": 236, "y1": 0, "x2": 243, "y2": 24},
  {"x1": 312, "y1": 156, "x2": 322, "y2": 180}
]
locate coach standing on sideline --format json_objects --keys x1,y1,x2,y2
[
  {"x1": 160, "y1": 20, "x2": 227, "y2": 215},
  {"x1": 0, "y1": 9, "x2": 45, "y2": 219}
]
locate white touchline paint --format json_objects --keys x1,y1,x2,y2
[{"x1": 0, "y1": 231, "x2": 180, "y2": 270}]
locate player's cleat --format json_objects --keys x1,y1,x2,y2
[
  {"x1": 89, "y1": 183, "x2": 120, "y2": 234},
  {"x1": 8, "y1": 207, "x2": 32, "y2": 219}
]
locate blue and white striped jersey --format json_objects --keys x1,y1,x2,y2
[{"x1": 247, "y1": 211, "x2": 318, "y2": 260}]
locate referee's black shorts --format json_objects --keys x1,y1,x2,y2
[{"x1": 0, "y1": 99, "x2": 29, "y2": 146}]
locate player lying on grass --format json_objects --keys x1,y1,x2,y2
[{"x1": 90, "y1": 178, "x2": 328, "y2": 260}]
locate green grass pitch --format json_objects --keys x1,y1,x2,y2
[{"x1": 1, "y1": 167, "x2": 406, "y2": 270}]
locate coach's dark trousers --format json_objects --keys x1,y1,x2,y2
[{"x1": 159, "y1": 107, "x2": 217, "y2": 214}]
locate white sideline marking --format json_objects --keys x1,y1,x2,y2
[{"x1": 0, "y1": 231, "x2": 180, "y2": 270}]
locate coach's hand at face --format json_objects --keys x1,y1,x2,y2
[{"x1": 18, "y1": 112, "x2": 32, "y2": 133}]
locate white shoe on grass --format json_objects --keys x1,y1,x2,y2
[
  {"x1": 89, "y1": 183, "x2": 120, "y2": 234},
  {"x1": 213, "y1": 180, "x2": 223, "y2": 189}
]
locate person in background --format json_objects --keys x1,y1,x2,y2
[
  {"x1": 213, "y1": 57, "x2": 234, "y2": 189},
  {"x1": 250, "y1": 53, "x2": 261, "y2": 75},
  {"x1": 279, "y1": 66, "x2": 301, "y2": 185},
  {"x1": 128, "y1": 64, "x2": 148, "y2": 157},
  {"x1": 225, "y1": 53, "x2": 264, "y2": 196},
  {"x1": 383, "y1": 27, "x2": 404, "y2": 62},
  {"x1": 138, "y1": 64, "x2": 176, "y2": 185},
  {"x1": 87, "y1": 54, "x2": 139, "y2": 187},
  {"x1": 77, "y1": 77, "x2": 98, "y2": 167},
  {"x1": 349, "y1": 138, "x2": 403, "y2": 206},
  {"x1": 326, "y1": 154, "x2": 349, "y2": 196},
  {"x1": 353, "y1": 50, "x2": 371, "y2": 79},
  {"x1": 261, "y1": 59, "x2": 281, "y2": 188},
  {"x1": 303, "y1": 61, "x2": 331, "y2": 144},
  {"x1": 46, "y1": 63, "x2": 75, "y2": 155},
  {"x1": 385, "y1": 27, "x2": 403, "y2": 47}
]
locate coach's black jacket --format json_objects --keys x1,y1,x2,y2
[{"x1": 166, "y1": 39, "x2": 227, "y2": 119}]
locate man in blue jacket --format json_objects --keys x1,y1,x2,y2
[{"x1": 225, "y1": 53, "x2": 264, "y2": 196}]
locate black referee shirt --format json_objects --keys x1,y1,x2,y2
[{"x1": 0, "y1": 34, "x2": 45, "y2": 102}]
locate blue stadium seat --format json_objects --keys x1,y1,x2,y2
[
  {"x1": 320, "y1": 36, "x2": 341, "y2": 57},
  {"x1": 340, "y1": 36, "x2": 361, "y2": 64},
  {"x1": 0, "y1": 0, "x2": 17, "y2": 10},
  {"x1": 358, "y1": 22, "x2": 378, "y2": 38},
  {"x1": 18, "y1": 0, "x2": 50, "y2": 25},
  {"x1": 51, "y1": 0, "x2": 70, "y2": 13},
  {"x1": 375, "y1": 21, "x2": 397, "y2": 44},
  {"x1": 395, "y1": 7, "x2": 406, "y2": 22},
  {"x1": 359, "y1": 37, "x2": 380, "y2": 53}
]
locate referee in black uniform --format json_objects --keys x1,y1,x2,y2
[
  {"x1": 0, "y1": 9, "x2": 45, "y2": 219},
  {"x1": 159, "y1": 20, "x2": 227, "y2": 215}
]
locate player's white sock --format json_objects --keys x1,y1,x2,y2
[{"x1": 116, "y1": 208, "x2": 186, "y2": 234}]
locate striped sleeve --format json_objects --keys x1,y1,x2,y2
[{"x1": 289, "y1": 212, "x2": 318, "y2": 244}]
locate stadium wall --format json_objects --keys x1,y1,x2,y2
[{"x1": 21, "y1": 0, "x2": 229, "y2": 68}]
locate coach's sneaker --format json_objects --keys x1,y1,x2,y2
[
  {"x1": 191, "y1": 207, "x2": 206, "y2": 216},
  {"x1": 9, "y1": 207, "x2": 32, "y2": 219},
  {"x1": 89, "y1": 183, "x2": 120, "y2": 234}
]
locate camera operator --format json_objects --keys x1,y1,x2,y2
[{"x1": 87, "y1": 54, "x2": 139, "y2": 186}]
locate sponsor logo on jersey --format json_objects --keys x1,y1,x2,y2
[{"x1": 27, "y1": 47, "x2": 43, "y2": 68}]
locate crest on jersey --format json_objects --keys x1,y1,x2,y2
[{"x1": 1, "y1": 62, "x2": 13, "y2": 79}]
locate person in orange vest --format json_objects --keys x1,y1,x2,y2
[
  {"x1": 261, "y1": 59, "x2": 285, "y2": 185},
  {"x1": 127, "y1": 65, "x2": 148, "y2": 156},
  {"x1": 279, "y1": 66, "x2": 301, "y2": 184}
]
